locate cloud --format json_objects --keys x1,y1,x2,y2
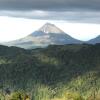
[
  {"x1": 0, "y1": 0, "x2": 100, "y2": 11},
  {"x1": 0, "y1": 10, "x2": 100, "y2": 24},
  {"x1": 0, "y1": 0, "x2": 100, "y2": 24}
]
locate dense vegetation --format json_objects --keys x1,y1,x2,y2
[{"x1": 0, "y1": 44, "x2": 100, "y2": 100}]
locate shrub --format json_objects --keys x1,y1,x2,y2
[
  {"x1": 0, "y1": 93, "x2": 5, "y2": 100},
  {"x1": 10, "y1": 90, "x2": 29, "y2": 100}
]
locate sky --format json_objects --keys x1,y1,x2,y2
[{"x1": 0, "y1": 0, "x2": 100, "y2": 42}]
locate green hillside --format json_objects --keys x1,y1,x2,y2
[{"x1": 0, "y1": 44, "x2": 100, "y2": 100}]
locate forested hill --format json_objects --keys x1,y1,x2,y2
[{"x1": 0, "y1": 44, "x2": 100, "y2": 99}]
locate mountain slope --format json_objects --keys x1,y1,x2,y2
[
  {"x1": 3, "y1": 23, "x2": 81, "y2": 49},
  {"x1": 88, "y1": 35, "x2": 100, "y2": 44}
]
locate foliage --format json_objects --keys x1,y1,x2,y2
[
  {"x1": 0, "y1": 44, "x2": 100, "y2": 99},
  {"x1": 0, "y1": 93, "x2": 5, "y2": 100},
  {"x1": 10, "y1": 90, "x2": 25, "y2": 100}
]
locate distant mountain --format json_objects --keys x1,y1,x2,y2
[
  {"x1": 87, "y1": 35, "x2": 100, "y2": 44},
  {"x1": 2, "y1": 23, "x2": 81, "y2": 49}
]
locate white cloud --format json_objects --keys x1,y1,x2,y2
[
  {"x1": 0, "y1": 16, "x2": 45, "y2": 42},
  {"x1": 55, "y1": 22, "x2": 100, "y2": 41}
]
